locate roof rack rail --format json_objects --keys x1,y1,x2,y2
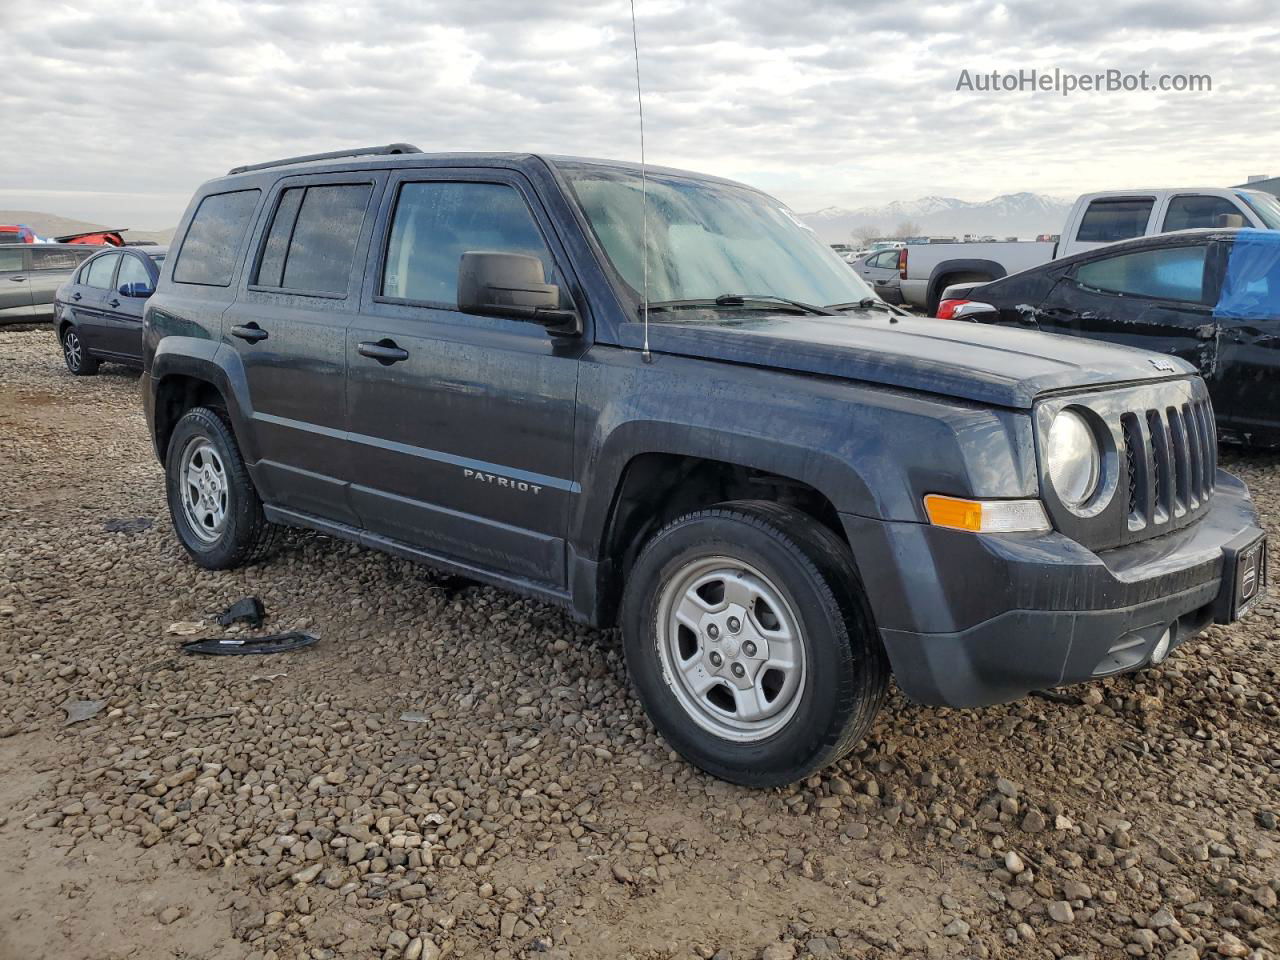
[{"x1": 227, "y1": 143, "x2": 423, "y2": 176}]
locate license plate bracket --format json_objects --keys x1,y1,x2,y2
[{"x1": 1213, "y1": 531, "x2": 1267, "y2": 624}]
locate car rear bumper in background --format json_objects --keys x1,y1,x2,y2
[{"x1": 842, "y1": 469, "x2": 1265, "y2": 707}]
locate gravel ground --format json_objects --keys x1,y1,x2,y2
[{"x1": 1, "y1": 325, "x2": 1277, "y2": 960}]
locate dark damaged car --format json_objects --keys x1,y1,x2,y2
[
  {"x1": 142, "y1": 146, "x2": 1266, "y2": 786},
  {"x1": 938, "y1": 228, "x2": 1280, "y2": 446}
]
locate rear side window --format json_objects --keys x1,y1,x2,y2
[
  {"x1": 0, "y1": 248, "x2": 21, "y2": 272},
  {"x1": 174, "y1": 189, "x2": 261, "y2": 286},
  {"x1": 1076, "y1": 198, "x2": 1155, "y2": 244},
  {"x1": 868, "y1": 250, "x2": 898, "y2": 268},
  {"x1": 31, "y1": 248, "x2": 80, "y2": 271},
  {"x1": 254, "y1": 183, "x2": 372, "y2": 296},
  {"x1": 1163, "y1": 195, "x2": 1247, "y2": 231},
  {"x1": 381, "y1": 181, "x2": 554, "y2": 307},
  {"x1": 1075, "y1": 245, "x2": 1209, "y2": 303},
  {"x1": 84, "y1": 253, "x2": 120, "y2": 289}
]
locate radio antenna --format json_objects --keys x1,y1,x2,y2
[{"x1": 628, "y1": 0, "x2": 652, "y2": 363}]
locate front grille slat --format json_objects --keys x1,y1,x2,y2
[
  {"x1": 1184, "y1": 402, "x2": 1204, "y2": 506},
  {"x1": 1166, "y1": 406, "x2": 1188, "y2": 516}
]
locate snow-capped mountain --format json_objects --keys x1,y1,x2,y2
[{"x1": 801, "y1": 192, "x2": 1072, "y2": 243}]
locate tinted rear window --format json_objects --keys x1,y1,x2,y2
[
  {"x1": 1077, "y1": 198, "x2": 1154, "y2": 244},
  {"x1": 254, "y1": 183, "x2": 371, "y2": 296},
  {"x1": 173, "y1": 189, "x2": 261, "y2": 286}
]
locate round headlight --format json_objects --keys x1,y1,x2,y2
[{"x1": 1046, "y1": 410, "x2": 1100, "y2": 509}]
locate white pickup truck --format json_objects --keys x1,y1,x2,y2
[{"x1": 897, "y1": 187, "x2": 1280, "y2": 313}]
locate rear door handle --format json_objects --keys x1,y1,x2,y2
[
  {"x1": 357, "y1": 340, "x2": 409, "y2": 364},
  {"x1": 231, "y1": 323, "x2": 269, "y2": 343},
  {"x1": 9, "y1": 276, "x2": 25, "y2": 282},
  {"x1": 107, "y1": 298, "x2": 120, "y2": 308},
  {"x1": 71, "y1": 292, "x2": 82, "y2": 300}
]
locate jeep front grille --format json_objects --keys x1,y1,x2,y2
[{"x1": 1123, "y1": 399, "x2": 1216, "y2": 531}]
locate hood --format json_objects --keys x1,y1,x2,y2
[{"x1": 620, "y1": 313, "x2": 1195, "y2": 408}]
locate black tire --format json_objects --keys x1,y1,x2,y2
[
  {"x1": 60, "y1": 326, "x2": 98, "y2": 376},
  {"x1": 620, "y1": 501, "x2": 888, "y2": 787},
  {"x1": 165, "y1": 405, "x2": 275, "y2": 569}
]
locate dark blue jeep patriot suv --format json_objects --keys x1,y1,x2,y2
[{"x1": 142, "y1": 144, "x2": 1266, "y2": 786}]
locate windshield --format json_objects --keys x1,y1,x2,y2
[
  {"x1": 1238, "y1": 191, "x2": 1280, "y2": 230},
  {"x1": 560, "y1": 164, "x2": 874, "y2": 315}
]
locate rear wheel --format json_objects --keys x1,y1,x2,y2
[
  {"x1": 621, "y1": 501, "x2": 888, "y2": 786},
  {"x1": 60, "y1": 326, "x2": 98, "y2": 376},
  {"x1": 165, "y1": 406, "x2": 275, "y2": 569}
]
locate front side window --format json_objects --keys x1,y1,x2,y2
[
  {"x1": 31, "y1": 248, "x2": 80, "y2": 271},
  {"x1": 1238, "y1": 191, "x2": 1280, "y2": 230},
  {"x1": 84, "y1": 253, "x2": 120, "y2": 289},
  {"x1": 1075, "y1": 244, "x2": 1208, "y2": 303},
  {"x1": 381, "y1": 181, "x2": 554, "y2": 307},
  {"x1": 0, "y1": 248, "x2": 21, "y2": 272},
  {"x1": 1077, "y1": 198, "x2": 1155, "y2": 244},
  {"x1": 1163, "y1": 195, "x2": 1246, "y2": 231},
  {"x1": 173, "y1": 189, "x2": 260, "y2": 286},
  {"x1": 559, "y1": 163, "x2": 873, "y2": 315},
  {"x1": 116, "y1": 255, "x2": 151, "y2": 291},
  {"x1": 255, "y1": 183, "x2": 372, "y2": 296},
  {"x1": 1217, "y1": 232, "x2": 1280, "y2": 318}
]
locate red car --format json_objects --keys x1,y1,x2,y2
[{"x1": 0, "y1": 224, "x2": 37, "y2": 244}]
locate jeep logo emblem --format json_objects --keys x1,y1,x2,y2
[{"x1": 1148, "y1": 357, "x2": 1177, "y2": 373}]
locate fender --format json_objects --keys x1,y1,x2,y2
[
  {"x1": 147, "y1": 336, "x2": 258, "y2": 463},
  {"x1": 926, "y1": 258, "x2": 1007, "y2": 307}
]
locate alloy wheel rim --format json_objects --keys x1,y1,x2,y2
[
  {"x1": 179, "y1": 437, "x2": 230, "y2": 543},
  {"x1": 656, "y1": 555, "x2": 807, "y2": 742},
  {"x1": 63, "y1": 332, "x2": 81, "y2": 369}
]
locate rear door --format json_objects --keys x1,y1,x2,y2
[
  {"x1": 345, "y1": 169, "x2": 584, "y2": 585},
  {"x1": 0, "y1": 247, "x2": 31, "y2": 321},
  {"x1": 26, "y1": 247, "x2": 85, "y2": 322},
  {"x1": 222, "y1": 172, "x2": 385, "y2": 526},
  {"x1": 1035, "y1": 242, "x2": 1216, "y2": 376},
  {"x1": 76, "y1": 252, "x2": 121, "y2": 353}
]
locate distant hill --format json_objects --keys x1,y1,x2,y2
[
  {"x1": 0, "y1": 210, "x2": 175, "y2": 245},
  {"x1": 801, "y1": 192, "x2": 1071, "y2": 243}
]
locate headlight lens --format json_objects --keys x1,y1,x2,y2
[{"x1": 1046, "y1": 410, "x2": 1100, "y2": 509}]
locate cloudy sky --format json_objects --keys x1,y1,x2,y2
[{"x1": 0, "y1": 0, "x2": 1275, "y2": 229}]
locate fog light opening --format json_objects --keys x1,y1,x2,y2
[{"x1": 1150, "y1": 626, "x2": 1173, "y2": 665}]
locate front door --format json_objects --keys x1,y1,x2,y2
[
  {"x1": 1033, "y1": 242, "x2": 1217, "y2": 379},
  {"x1": 346, "y1": 170, "x2": 584, "y2": 586},
  {"x1": 222, "y1": 173, "x2": 386, "y2": 526}
]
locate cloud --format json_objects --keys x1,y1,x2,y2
[{"x1": 0, "y1": 0, "x2": 1275, "y2": 228}]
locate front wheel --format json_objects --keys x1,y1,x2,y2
[
  {"x1": 165, "y1": 406, "x2": 275, "y2": 569},
  {"x1": 620, "y1": 501, "x2": 888, "y2": 787}
]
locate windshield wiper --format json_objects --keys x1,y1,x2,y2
[
  {"x1": 645, "y1": 294, "x2": 836, "y2": 317},
  {"x1": 827, "y1": 298, "x2": 911, "y2": 318}
]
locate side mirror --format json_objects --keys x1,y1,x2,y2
[
  {"x1": 457, "y1": 251, "x2": 579, "y2": 335},
  {"x1": 951, "y1": 301, "x2": 999, "y2": 322},
  {"x1": 119, "y1": 281, "x2": 154, "y2": 298}
]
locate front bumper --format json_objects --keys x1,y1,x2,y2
[{"x1": 842, "y1": 469, "x2": 1264, "y2": 708}]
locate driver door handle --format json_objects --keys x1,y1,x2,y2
[
  {"x1": 72, "y1": 292, "x2": 82, "y2": 300},
  {"x1": 9, "y1": 275, "x2": 25, "y2": 282},
  {"x1": 107, "y1": 298, "x2": 120, "y2": 308},
  {"x1": 357, "y1": 340, "x2": 409, "y2": 364},
  {"x1": 231, "y1": 323, "x2": 269, "y2": 343}
]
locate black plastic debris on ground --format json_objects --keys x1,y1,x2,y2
[
  {"x1": 180, "y1": 632, "x2": 317, "y2": 656},
  {"x1": 102, "y1": 517, "x2": 153, "y2": 534},
  {"x1": 215, "y1": 596, "x2": 266, "y2": 628}
]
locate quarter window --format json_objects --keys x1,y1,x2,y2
[
  {"x1": 254, "y1": 183, "x2": 372, "y2": 296},
  {"x1": 1076, "y1": 198, "x2": 1155, "y2": 244},
  {"x1": 381, "y1": 181, "x2": 554, "y2": 307},
  {"x1": 1163, "y1": 195, "x2": 1246, "y2": 231},
  {"x1": 1075, "y1": 245, "x2": 1209, "y2": 303},
  {"x1": 173, "y1": 189, "x2": 261, "y2": 286},
  {"x1": 84, "y1": 253, "x2": 120, "y2": 289}
]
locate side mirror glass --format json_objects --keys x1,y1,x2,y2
[
  {"x1": 457, "y1": 251, "x2": 579, "y2": 335},
  {"x1": 119, "y1": 281, "x2": 154, "y2": 298}
]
